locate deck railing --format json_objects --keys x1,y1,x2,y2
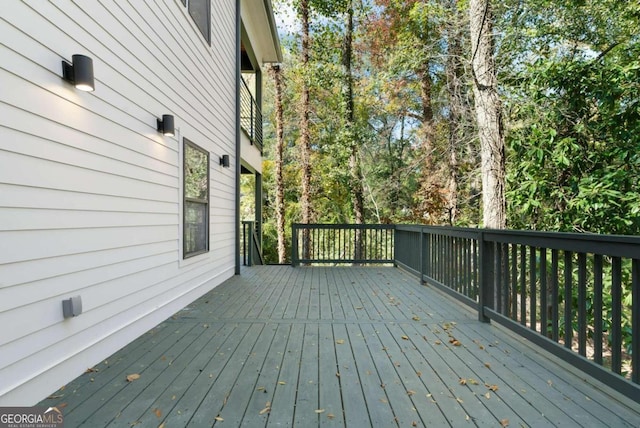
[
  {"x1": 290, "y1": 223, "x2": 639, "y2": 403},
  {"x1": 395, "y1": 224, "x2": 640, "y2": 404},
  {"x1": 242, "y1": 221, "x2": 264, "y2": 266},
  {"x1": 240, "y1": 77, "x2": 263, "y2": 152},
  {"x1": 291, "y1": 224, "x2": 394, "y2": 266}
]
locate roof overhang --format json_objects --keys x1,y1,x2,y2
[{"x1": 241, "y1": 0, "x2": 283, "y2": 65}]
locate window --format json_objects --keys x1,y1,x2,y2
[
  {"x1": 183, "y1": 139, "x2": 209, "y2": 258},
  {"x1": 182, "y1": 0, "x2": 211, "y2": 44}
]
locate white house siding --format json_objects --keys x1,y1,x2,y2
[{"x1": 0, "y1": 0, "x2": 239, "y2": 405}]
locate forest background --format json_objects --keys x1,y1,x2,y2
[{"x1": 241, "y1": 0, "x2": 640, "y2": 265}]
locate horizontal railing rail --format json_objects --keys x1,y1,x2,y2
[
  {"x1": 291, "y1": 224, "x2": 395, "y2": 266},
  {"x1": 395, "y1": 224, "x2": 640, "y2": 404},
  {"x1": 240, "y1": 77, "x2": 263, "y2": 152}
]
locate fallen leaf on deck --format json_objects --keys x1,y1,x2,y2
[
  {"x1": 434, "y1": 340, "x2": 442, "y2": 345},
  {"x1": 450, "y1": 340, "x2": 461, "y2": 346},
  {"x1": 416, "y1": 371, "x2": 422, "y2": 377},
  {"x1": 158, "y1": 422, "x2": 166, "y2": 428},
  {"x1": 500, "y1": 418, "x2": 509, "y2": 426},
  {"x1": 469, "y1": 379, "x2": 479, "y2": 385},
  {"x1": 401, "y1": 335, "x2": 409, "y2": 340},
  {"x1": 487, "y1": 384, "x2": 499, "y2": 392},
  {"x1": 412, "y1": 421, "x2": 418, "y2": 426},
  {"x1": 278, "y1": 381, "x2": 286, "y2": 385},
  {"x1": 215, "y1": 416, "x2": 224, "y2": 421},
  {"x1": 412, "y1": 316, "x2": 421, "y2": 321},
  {"x1": 257, "y1": 386, "x2": 265, "y2": 391},
  {"x1": 154, "y1": 408, "x2": 162, "y2": 418},
  {"x1": 484, "y1": 362, "x2": 491, "y2": 369},
  {"x1": 484, "y1": 392, "x2": 491, "y2": 399},
  {"x1": 327, "y1": 413, "x2": 335, "y2": 419},
  {"x1": 85, "y1": 367, "x2": 99, "y2": 373},
  {"x1": 126, "y1": 374, "x2": 141, "y2": 382},
  {"x1": 456, "y1": 397, "x2": 464, "y2": 403},
  {"x1": 336, "y1": 339, "x2": 345, "y2": 344},
  {"x1": 407, "y1": 390, "x2": 416, "y2": 396},
  {"x1": 315, "y1": 409, "x2": 325, "y2": 413},
  {"x1": 259, "y1": 407, "x2": 270, "y2": 415},
  {"x1": 459, "y1": 378, "x2": 467, "y2": 385}
]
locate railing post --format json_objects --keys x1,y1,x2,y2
[
  {"x1": 242, "y1": 222, "x2": 246, "y2": 266},
  {"x1": 247, "y1": 221, "x2": 254, "y2": 266},
  {"x1": 424, "y1": 229, "x2": 430, "y2": 282},
  {"x1": 419, "y1": 228, "x2": 424, "y2": 284},
  {"x1": 291, "y1": 224, "x2": 299, "y2": 267},
  {"x1": 478, "y1": 231, "x2": 493, "y2": 323}
]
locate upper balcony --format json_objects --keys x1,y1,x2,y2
[
  {"x1": 239, "y1": 0, "x2": 281, "y2": 173},
  {"x1": 240, "y1": 75, "x2": 263, "y2": 152}
]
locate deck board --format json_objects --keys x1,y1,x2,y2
[{"x1": 40, "y1": 266, "x2": 640, "y2": 427}]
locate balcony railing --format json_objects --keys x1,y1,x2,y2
[
  {"x1": 240, "y1": 77, "x2": 263, "y2": 152},
  {"x1": 291, "y1": 223, "x2": 640, "y2": 404}
]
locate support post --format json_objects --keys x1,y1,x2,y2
[
  {"x1": 419, "y1": 228, "x2": 425, "y2": 284},
  {"x1": 291, "y1": 224, "x2": 299, "y2": 267},
  {"x1": 478, "y1": 232, "x2": 493, "y2": 323}
]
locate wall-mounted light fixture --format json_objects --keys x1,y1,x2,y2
[
  {"x1": 62, "y1": 54, "x2": 95, "y2": 92},
  {"x1": 157, "y1": 114, "x2": 175, "y2": 137},
  {"x1": 62, "y1": 295, "x2": 83, "y2": 319},
  {"x1": 220, "y1": 154, "x2": 230, "y2": 168}
]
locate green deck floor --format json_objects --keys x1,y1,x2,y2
[{"x1": 40, "y1": 266, "x2": 640, "y2": 427}]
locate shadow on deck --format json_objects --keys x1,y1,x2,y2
[{"x1": 41, "y1": 266, "x2": 639, "y2": 427}]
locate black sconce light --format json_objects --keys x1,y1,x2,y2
[
  {"x1": 157, "y1": 114, "x2": 175, "y2": 137},
  {"x1": 62, "y1": 54, "x2": 95, "y2": 92},
  {"x1": 220, "y1": 154, "x2": 230, "y2": 168}
]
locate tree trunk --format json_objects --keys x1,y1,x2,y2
[
  {"x1": 445, "y1": 1, "x2": 464, "y2": 225},
  {"x1": 270, "y1": 64, "x2": 286, "y2": 264},
  {"x1": 299, "y1": 0, "x2": 312, "y2": 259},
  {"x1": 342, "y1": 0, "x2": 364, "y2": 260},
  {"x1": 469, "y1": 0, "x2": 506, "y2": 229},
  {"x1": 419, "y1": 64, "x2": 435, "y2": 166}
]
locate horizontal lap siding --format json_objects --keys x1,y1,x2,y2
[{"x1": 0, "y1": 0, "x2": 237, "y2": 404}]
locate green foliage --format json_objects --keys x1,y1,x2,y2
[{"x1": 505, "y1": 29, "x2": 640, "y2": 235}]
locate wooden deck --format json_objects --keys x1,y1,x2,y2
[{"x1": 41, "y1": 266, "x2": 640, "y2": 427}]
